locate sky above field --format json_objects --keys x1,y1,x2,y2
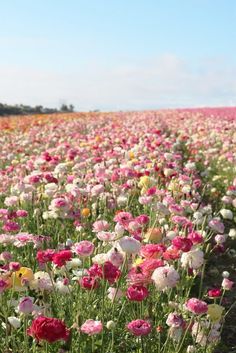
[{"x1": 0, "y1": 0, "x2": 235, "y2": 111}]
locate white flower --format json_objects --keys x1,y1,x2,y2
[
  {"x1": 181, "y1": 249, "x2": 204, "y2": 269},
  {"x1": 220, "y1": 209, "x2": 233, "y2": 220},
  {"x1": 166, "y1": 231, "x2": 177, "y2": 240},
  {"x1": 151, "y1": 265, "x2": 180, "y2": 291},
  {"x1": 92, "y1": 253, "x2": 108, "y2": 265},
  {"x1": 229, "y1": 229, "x2": 236, "y2": 239},
  {"x1": 114, "y1": 223, "x2": 125, "y2": 237},
  {"x1": 55, "y1": 280, "x2": 71, "y2": 294},
  {"x1": 30, "y1": 271, "x2": 53, "y2": 291},
  {"x1": 168, "y1": 326, "x2": 183, "y2": 341},
  {"x1": 106, "y1": 320, "x2": 116, "y2": 330},
  {"x1": 222, "y1": 271, "x2": 230, "y2": 278},
  {"x1": 8, "y1": 317, "x2": 21, "y2": 329},
  {"x1": 117, "y1": 195, "x2": 128, "y2": 207},
  {"x1": 65, "y1": 258, "x2": 82, "y2": 270},
  {"x1": 44, "y1": 183, "x2": 58, "y2": 197}
]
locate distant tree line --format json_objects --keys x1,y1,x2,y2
[{"x1": 0, "y1": 103, "x2": 74, "y2": 116}]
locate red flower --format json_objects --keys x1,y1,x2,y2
[
  {"x1": 52, "y1": 250, "x2": 72, "y2": 267},
  {"x1": 27, "y1": 316, "x2": 70, "y2": 343},
  {"x1": 172, "y1": 237, "x2": 193, "y2": 252},
  {"x1": 126, "y1": 285, "x2": 149, "y2": 301},
  {"x1": 208, "y1": 288, "x2": 222, "y2": 298},
  {"x1": 103, "y1": 261, "x2": 121, "y2": 284}
]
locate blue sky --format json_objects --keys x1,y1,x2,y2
[{"x1": 0, "y1": 0, "x2": 235, "y2": 110}]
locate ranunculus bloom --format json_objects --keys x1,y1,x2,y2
[
  {"x1": 27, "y1": 316, "x2": 70, "y2": 342},
  {"x1": 36, "y1": 249, "x2": 55, "y2": 264},
  {"x1": 52, "y1": 250, "x2": 72, "y2": 267},
  {"x1": 80, "y1": 276, "x2": 100, "y2": 290},
  {"x1": 180, "y1": 249, "x2": 204, "y2": 269},
  {"x1": 18, "y1": 296, "x2": 34, "y2": 314},
  {"x1": 12, "y1": 267, "x2": 34, "y2": 289},
  {"x1": 140, "y1": 244, "x2": 166, "y2": 259},
  {"x1": 208, "y1": 288, "x2": 222, "y2": 298},
  {"x1": 126, "y1": 285, "x2": 149, "y2": 301},
  {"x1": 151, "y1": 265, "x2": 179, "y2": 291},
  {"x1": 119, "y1": 236, "x2": 141, "y2": 254},
  {"x1": 80, "y1": 319, "x2": 103, "y2": 335},
  {"x1": 209, "y1": 219, "x2": 225, "y2": 234},
  {"x1": 102, "y1": 261, "x2": 121, "y2": 284},
  {"x1": 144, "y1": 227, "x2": 162, "y2": 242},
  {"x1": 0, "y1": 279, "x2": 8, "y2": 293},
  {"x1": 172, "y1": 236, "x2": 193, "y2": 252},
  {"x1": 73, "y1": 241, "x2": 94, "y2": 257},
  {"x1": 222, "y1": 278, "x2": 234, "y2": 290},
  {"x1": 166, "y1": 312, "x2": 184, "y2": 328},
  {"x1": 185, "y1": 298, "x2": 208, "y2": 315},
  {"x1": 127, "y1": 319, "x2": 151, "y2": 336}
]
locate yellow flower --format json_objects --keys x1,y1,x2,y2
[
  {"x1": 133, "y1": 258, "x2": 144, "y2": 266},
  {"x1": 138, "y1": 176, "x2": 150, "y2": 188},
  {"x1": 207, "y1": 304, "x2": 224, "y2": 322},
  {"x1": 11, "y1": 267, "x2": 34, "y2": 289},
  {"x1": 129, "y1": 151, "x2": 135, "y2": 160}
]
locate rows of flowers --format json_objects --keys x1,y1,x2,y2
[{"x1": 0, "y1": 108, "x2": 236, "y2": 353}]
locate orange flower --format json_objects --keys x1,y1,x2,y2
[
  {"x1": 144, "y1": 228, "x2": 163, "y2": 243},
  {"x1": 81, "y1": 208, "x2": 91, "y2": 217}
]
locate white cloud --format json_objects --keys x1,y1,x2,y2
[{"x1": 0, "y1": 54, "x2": 236, "y2": 110}]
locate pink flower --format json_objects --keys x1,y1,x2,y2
[
  {"x1": 126, "y1": 285, "x2": 149, "y2": 302},
  {"x1": 114, "y1": 212, "x2": 133, "y2": 228},
  {"x1": 36, "y1": 249, "x2": 55, "y2": 264},
  {"x1": 209, "y1": 219, "x2": 225, "y2": 234},
  {"x1": 9, "y1": 262, "x2": 21, "y2": 271},
  {"x1": 80, "y1": 320, "x2": 103, "y2": 335},
  {"x1": 166, "y1": 313, "x2": 184, "y2": 328},
  {"x1": 140, "y1": 259, "x2": 164, "y2": 276},
  {"x1": 107, "y1": 287, "x2": 123, "y2": 301},
  {"x1": 222, "y1": 278, "x2": 234, "y2": 290},
  {"x1": 107, "y1": 249, "x2": 124, "y2": 267},
  {"x1": 135, "y1": 214, "x2": 150, "y2": 225},
  {"x1": 96, "y1": 231, "x2": 116, "y2": 242},
  {"x1": 2, "y1": 221, "x2": 20, "y2": 233},
  {"x1": 0, "y1": 251, "x2": 12, "y2": 262},
  {"x1": 18, "y1": 297, "x2": 34, "y2": 314},
  {"x1": 185, "y1": 298, "x2": 208, "y2": 315},
  {"x1": 92, "y1": 220, "x2": 109, "y2": 233},
  {"x1": 119, "y1": 236, "x2": 141, "y2": 254},
  {"x1": 73, "y1": 241, "x2": 94, "y2": 257},
  {"x1": 16, "y1": 210, "x2": 28, "y2": 218},
  {"x1": 172, "y1": 236, "x2": 193, "y2": 252},
  {"x1": 187, "y1": 231, "x2": 203, "y2": 244},
  {"x1": 0, "y1": 279, "x2": 8, "y2": 293},
  {"x1": 140, "y1": 244, "x2": 166, "y2": 259},
  {"x1": 127, "y1": 319, "x2": 151, "y2": 336}
]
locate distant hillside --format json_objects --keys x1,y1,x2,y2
[{"x1": 0, "y1": 103, "x2": 74, "y2": 116}]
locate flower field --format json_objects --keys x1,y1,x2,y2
[{"x1": 0, "y1": 108, "x2": 236, "y2": 353}]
